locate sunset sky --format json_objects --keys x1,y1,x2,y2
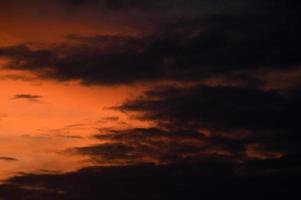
[{"x1": 0, "y1": 0, "x2": 301, "y2": 199}]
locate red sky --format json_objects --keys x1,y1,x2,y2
[{"x1": 0, "y1": 2, "x2": 300, "y2": 198}]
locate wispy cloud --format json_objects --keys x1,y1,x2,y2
[
  {"x1": 12, "y1": 94, "x2": 43, "y2": 102},
  {"x1": 0, "y1": 156, "x2": 17, "y2": 162}
]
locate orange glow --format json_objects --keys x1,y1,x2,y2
[
  {"x1": 245, "y1": 144, "x2": 285, "y2": 160},
  {"x1": 0, "y1": 69, "x2": 148, "y2": 180},
  {"x1": 0, "y1": 3, "x2": 147, "y2": 179}
]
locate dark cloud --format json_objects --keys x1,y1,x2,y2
[
  {"x1": 102, "y1": 116, "x2": 119, "y2": 121},
  {"x1": 0, "y1": 38, "x2": 162, "y2": 85},
  {"x1": 62, "y1": 0, "x2": 99, "y2": 6},
  {"x1": 117, "y1": 85, "x2": 301, "y2": 160},
  {"x1": 12, "y1": 94, "x2": 43, "y2": 101},
  {"x1": 102, "y1": 0, "x2": 162, "y2": 10},
  {"x1": 62, "y1": 0, "x2": 157, "y2": 8},
  {"x1": 0, "y1": 156, "x2": 18, "y2": 161},
  {"x1": 1, "y1": 1, "x2": 301, "y2": 198},
  {"x1": 118, "y1": 85, "x2": 297, "y2": 131},
  {"x1": 63, "y1": 123, "x2": 86, "y2": 128},
  {"x1": 72, "y1": 127, "x2": 244, "y2": 165},
  {"x1": 61, "y1": 83, "x2": 301, "y2": 198},
  {"x1": 61, "y1": 0, "x2": 246, "y2": 12},
  {"x1": 55, "y1": 134, "x2": 83, "y2": 139},
  {"x1": 0, "y1": 0, "x2": 300, "y2": 86},
  {"x1": 1, "y1": 162, "x2": 301, "y2": 200}
]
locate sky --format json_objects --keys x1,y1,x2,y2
[{"x1": 0, "y1": 0, "x2": 301, "y2": 199}]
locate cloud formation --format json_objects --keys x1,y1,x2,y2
[
  {"x1": 72, "y1": 127, "x2": 244, "y2": 165},
  {"x1": 0, "y1": 0, "x2": 300, "y2": 86},
  {"x1": 115, "y1": 84, "x2": 301, "y2": 162},
  {"x1": 1, "y1": 162, "x2": 301, "y2": 200},
  {"x1": 12, "y1": 94, "x2": 43, "y2": 101},
  {"x1": 0, "y1": 156, "x2": 17, "y2": 162},
  {"x1": 0, "y1": 1, "x2": 300, "y2": 199}
]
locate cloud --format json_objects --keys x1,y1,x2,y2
[
  {"x1": 0, "y1": 0, "x2": 300, "y2": 86},
  {"x1": 116, "y1": 84, "x2": 301, "y2": 160},
  {"x1": 118, "y1": 85, "x2": 296, "y2": 131},
  {"x1": 71, "y1": 127, "x2": 245, "y2": 166},
  {"x1": 55, "y1": 134, "x2": 83, "y2": 139},
  {"x1": 0, "y1": 156, "x2": 17, "y2": 162},
  {"x1": 98, "y1": 116, "x2": 120, "y2": 123},
  {"x1": 1, "y1": 161, "x2": 301, "y2": 200},
  {"x1": 12, "y1": 94, "x2": 43, "y2": 101},
  {"x1": 62, "y1": 0, "x2": 99, "y2": 6},
  {"x1": 0, "y1": 0, "x2": 300, "y2": 199},
  {"x1": 62, "y1": 0, "x2": 162, "y2": 10},
  {"x1": 61, "y1": 0, "x2": 246, "y2": 12}
]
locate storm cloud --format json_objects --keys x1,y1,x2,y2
[
  {"x1": 1, "y1": 162, "x2": 301, "y2": 200},
  {"x1": 0, "y1": 0, "x2": 300, "y2": 86},
  {"x1": 0, "y1": 1, "x2": 301, "y2": 199},
  {"x1": 72, "y1": 127, "x2": 245, "y2": 165},
  {"x1": 116, "y1": 84, "x2": 301, "y2": 161}
]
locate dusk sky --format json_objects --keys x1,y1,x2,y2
[{"x1": 0, "y1": 0, "x2": 301, "y2": 199}]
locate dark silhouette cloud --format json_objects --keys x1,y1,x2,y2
[
  {"x1": 72, "y1": 127, "x2": 244, "y2": 165},
  {"x1": 1, "y1": 1, "x2": 301, "y2": 199},
  {"x1": 117, "y1": 85, "x2": 301, "y2": 160},
  {"x1": 62, "y1": 0, "x2": 158, "y2": 8},
  {"x1": 12, "y1": 94, "x2": 43, "y2": 101},
  {"x1": 101, "y1": 116, "x2": 119, "y2": 121},
  {"x1": 0, "y1": 156, "x2": 17, "y2": 161},
  {"x1": 62, "y1": 0, "x2": 99, "y2": 6},
  {"x1": 61, "y1": 0, "x2": 248, "y2": 12},
  {"x1": 118, "y1": 85, "x2": 292, "y2": 130},
  {"x1": 0, "y1": 0, "x2": 300, "y2": 86},
  {"x1": 1, "y1": 162, "x2": 301, "y2": 200}
]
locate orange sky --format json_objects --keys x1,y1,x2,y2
[
  {"x1": 0, "y1": 0, "x2": 297, "y2": 183},
  {"x1": 0, "y1": 2, "x2": 150, "y2": 179},
  {"x1": 0, "y1": 1, "x2": 144, "y2": 46},
  {"x1": 0, "y1": 67, "x2": 149, "y2": 180}
]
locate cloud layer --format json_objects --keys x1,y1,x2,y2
[
  {"x1": 0, "y1": 0, "x2": 300, "y2": 86},
  {"x1": 1, "y1": 1, "x2": 301, "y2": 199}
]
